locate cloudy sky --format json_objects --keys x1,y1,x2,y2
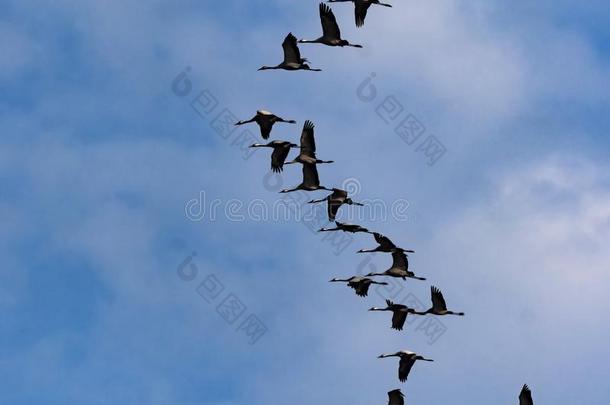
[{"x1": 1, "y1": 0, "x2": 610, "y2": 404}]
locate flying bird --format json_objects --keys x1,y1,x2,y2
[
  {"x1": 249, "y1": 141, "x2": 299, "y2": 173},
  {"x1": 410, "y1": 286, "x2": 465, "y2": 316},
  {"x1": 258, "y1": 33, "x2": 322, "y2": 71},
  {"x1": 279, "y1": 162, "x2": 331, "y2": 193},
  {"x1": 319, "y1": 221, "x2": 372, "y2": 234},
  {"x1": 366, "y1": 250, "x2": 426, "y2": 281},
  {"x1": 369, "y1": 299, "x2": 417, "y2": 331},
  {"x1": 235, "y1": 110, "x2": 296, "y2": 140},
  {"x1": 285, "y1": 120, "x2": 334, "y2": 165},
  {"x1": 308, "y1": 188, "x2": 364, "y2": 221},
  {"x1": 299, "y1": 3, "x2": 363, "y2": 48},
  {"x1": 378, "y1": 350, "x2": 433, "y2": 382},
  {"x1": 357, "y1": 232, "x2": 414, "y2": 254},
  {"x1": 387, "y1": 389, "x2": 405, "y2": 405},
  {"x1": 519, "y1": 384, "x2": 533, "y2": 405},
  {"x1": 327, "y1": 0, "x2": 393, "y2": 28},
  {"x1": 330, "y1": 276, "x2": 388, "y2": 297}
]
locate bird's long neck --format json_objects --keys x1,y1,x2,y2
[
  {"x1": 357, "y1": 248, "x2": 377, "y2": 253},
  {"x1": 299, "y1": 39, "x2": 321, "y2": 44},
  {"x1": 370, "y1": 307, "x2": 390, "y2": 311},
  {"x1": 279, "y1": 186, "x2": 299, "y2": 193},
  {"x1": 250, "y1": 144, "x2": 267, "y2": 148},
  {"x1": 447, "y1": 311, "x2": 465, "y2": 316}
]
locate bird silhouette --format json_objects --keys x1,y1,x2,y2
[
  {"x1": 365, "y1": 250, "x2": 426, "y2": 281},
  {"x1": 327, "y1": 0, "x2": 392, "y2": 28},
  {"x1": 519, "y1": 384, "x2": 533, "y2": 405},
  {"x1": 378, "y1": 350, "x2": 433, "y2": 382},
  {"x1": 369, "y1": 299, "x2": 418, "y2": 331},
  {"x1": 357, "y1": 232, "x2": 414, "y2": 254},
  {"x1": 299, "y1": 3, "x2": 363, "y2": 47},
  {"x1": 235, "y1": 110, "x2": 296, "y2": 139},
  {"x1": 330, "y1": 276, "x2": 388, "y2": 297},
  {"x1": 259, "y1": 33, "x2": 322, "y2": 71},
  {"x1": 318, "y1": 221, "x2": 372, "y2": 234},
  {"x1": 249, "y1": 141, "x2": 299, "y2": 173},
  {"x1": 387, "y1": 389, "x2": 405, "y2": 405},
  {"x1": 285, "y1": 120, "x2": 334, "y2": 165},
  {"x1": 308, "y1": 188, "x2": 364, "y2": 221},
  {"x1": 278, "y1": 162, "x2": 331, "y2": 193},
  {"x1": 409, "y1": 286, "x2": 465, "y2": 316}
]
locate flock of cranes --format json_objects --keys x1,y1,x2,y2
[{"x1": 235, "y1": 2, "x2": 535, "y2": 404}]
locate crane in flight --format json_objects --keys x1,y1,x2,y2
[
  {"x1": 235, "y1": 110, "x2": 296, "y2": 139},
  {"x1": 258, "y1": 33, "x2": 322, "y2": 71},
  {"x1": 299, "y1": 3, "x2": 363, "y2": 48}
]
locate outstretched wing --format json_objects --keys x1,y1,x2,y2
[
  {"x1": 320, "y1": 3, "x2": 341, "y2": 39},
  {"x1": 328, "y1": 199, "x2": 342, "y2": 221},
  {"x1": 282, "y1": 33, "x2": 301, "y2": 64},
  {"x1": 387, "y1": 389, "x2": 405, "y2": 405},
  {"x1": 271, "y1": 145, "x2": 291, "y2": 173},
  {"x1": 391, "y1": 310, "x2": 408, "y2": 331},
  {"x1": 375, "y1": 232, "x2": 396, "y2": 250},
  {"x1": 331, "y1": 188, "x2": 348, "y2": 200},
  {"x1": 300, "y1": 120, "x2": 316, "y2": 157},
  {"x1": 302, "y1": 162, "x2": 321, "y2": 188},
  {"x1": 354, "y1": 1, "x2": 372, "y2": 27},
  {"x1": 398, "y1": 356, "x2": 416, "y2": 382},
  {"x1": 354, "y1": 281, "x2": 371, "y2": 297},
  {"x1": 431, "y1": 286, "x2": 448, "y2": 311},
  {"x1": 519, "y1": 384, "x2": 533, "y2": 405},
  {"x1": 259, "y1": 120, "x2": 273, "y2": 139},
  {"x1": 391, "y1": 250, "x2": 408, "y2": 270}
]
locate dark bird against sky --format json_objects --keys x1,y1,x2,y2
[
  {"x1": 387, "y1": 389, "x2": 405, "y2": 405},
  {"x1": 329, "y1": 276, "x2": 388, "y2": 297},
  {"x1": 357, "y1": 232, "x2": 415, "y2": 254},
  {"x1": 327, "y1": 0, "x2": 393, "y2": 28},
  {"x1": 366, "y1": 250, "x2": 426, "y2": 281},
  {"x1": 259, "y1": 33, "x2": 322, "y2": 71},
  {"x1": 285, "y1": 120, "x2": 334, "y2": 166},
  {"x1": 299, "y1": 3, "x2": 363, "y2": 47},
  {"x1": 308, "y1": 188, "x2": 364, "y2": 221},
  {"x1": 318, "y1": 221, "x2": 372, "y2": 234},
  {"x1": 369, "y1": 299, "x2": 418, "y2": 331},
  {"x1": 519, "y1": 384, "x2": 534, "y2": 405},
  {"x1": 409, "y1": 286, "x2": 465, "y2": 316},
  {"x1": 378, "y1": 350, "x2": 433, "y2": 382},
  {"x1": 249, "y1": 140, "x2": 298, "y2": 173},
  {"x1": 235, "y1": 110, "x2": 296, "y2": 140}
]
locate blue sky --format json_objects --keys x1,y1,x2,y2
[{"x1": 1, "y1": 0, "x2": 610, "y2": 404}]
